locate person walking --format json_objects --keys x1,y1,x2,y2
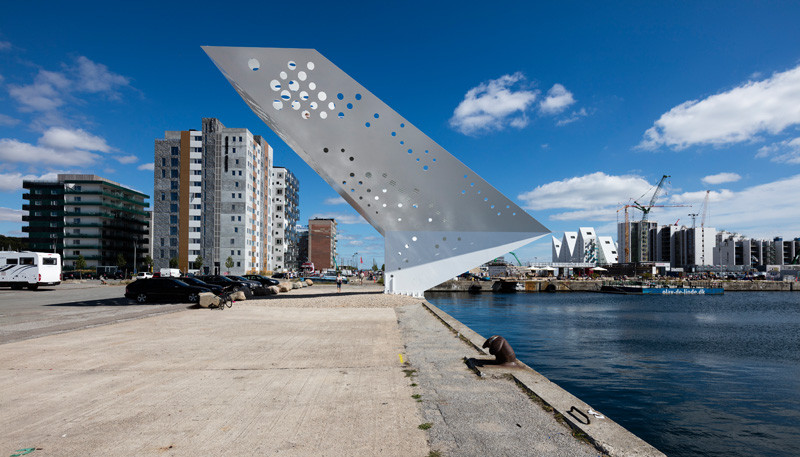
[{"x1": 336, "y1": 272, "x2": 343, "y2": 292}]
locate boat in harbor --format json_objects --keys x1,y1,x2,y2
[{"x1": 600, "y1": 282, "x2": 724, "y2": 295}]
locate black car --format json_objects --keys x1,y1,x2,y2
[
  {"x1": 124, "y1": 278, "x2": 211, "y2": 304},
  {"x1": 227, "y1": 275, "x2": 267, "y2": 295},
  {"x1": 242, "y1": 274, "x2": 280, "y2": 287},
  {"x1": 181, "y1": 277, "x2": 224, "y2": 295},
  {"x1": 195, "y1": 275, "x2": 253, "y2": 293},
  {"x1": 272, "y1": 272, "x2": 287, "y2": 279}
]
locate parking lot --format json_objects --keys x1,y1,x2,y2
[{"x1": 0, "y1": 281, "x2": 189, "y2": 344}]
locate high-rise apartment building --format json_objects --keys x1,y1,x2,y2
[
  {"x1": 270, "y1": 167, "x2": 300, "y2": 271},
  {"x1": 309, "y1": 218, "x2": 337, "y2": 271},
  {"x1": 153, "y1": 118, "x2": 274, "y2": 274},
  {"x1": 22, "y1": 174, "x2": 149, "y2": 271}
]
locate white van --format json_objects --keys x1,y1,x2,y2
[
  {"x1": 0, "y1": 251, "x2": 61, "y2": 290},
  {"x1": 159, "y1": 268, "x2": 181, "y2": 278}
]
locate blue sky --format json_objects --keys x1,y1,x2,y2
[{"x1": 1, "y1": 1, "x2": 799, "y2": 266}]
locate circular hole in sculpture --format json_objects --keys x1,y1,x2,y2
[
  {"x1": 484, "y1": 197, "x2": 488, "y2": 201},
  {"x1": 323, "y1": 147, "x2": 329, "y2": 152},
  {"x1": 349, "y1": 157, "x2": 354, "y2": 161},
  {"x1": 374, "y1": 196, "x2": 379, "y2": 200},
  {"x1": 300, "y1": 91, "x2": 309, "y2": 100},
  {"x1": 397, "y1": 218, "x2": 402, "y2": 222},
  {"x1": 416, "y1": 158, "x2": 420, "y2": 162},
  {"x1": 309, "y1": 82, "x2": 317, "y2": 90},
  {"x1": 382, "y1": 189, "x2": 387, "y2": 193},
  {"x1": 310, "y1": 101, "x2": 318, "y2": 110},
  {"x1": 391, "y1": 132, "x2": 396, "y2": 136},
  {"x1": 337, "y1": 93, "x2": 344, "y2": 100},
  {"x1": 490, "y1": 205, "x2": 495, "y2": 209},
  {"x1": 338, "y1": 112, "x2": 344, "y2": 118},
  {"x1": 307, "y1": 62, "x2": 315, "y2": 70},
  {"x1": 400, "y1": 123, "x2": 405, "y2": 128},
  {"x1": 461, "y1": 190, "x2": 465, "y2": 194},
  {"x1": 280, "y1": 71, "x2": 287, "y2": 80},
  {"x1": 404, "y1": 244, "x2": 409, "y2": 249},
  {"x1": 288, "y1": 61, "x2": 297, "y2": 70},
  {"x1": 374, "y1": 113, "x2": 379, "y2": 119},
  {"x1": 270, "y1": 80, "x2": 281, "y2": 91},
  {"x1": 397, "y1": 203, "x2": 403, "y2": 208},
  {"x1": 382, "y1": 203, "x2": 387, "y2": 207},
  {"x1": 301, "y1": 110, "x2": 310, "y2": 119},
  {"x1": 427, "y1": 218, "x2": 433, "y2": 222},
  {"x1": 347, "y1": 103, "x2": 353, "y2": 109},
  {"x1": 355, "y1": 93, "x2": 362, "y2": 100},
  {"x1": 298, "y1": 71, "x2": 307, "y2": 81},
  {"x1": 318, "y1": 91, "x2": 327, "y2": 101},
  {"x1": 288, "y1": 80, "x2": 299, "y2": 91},
  {"x1": 248, "y1": 58, "x2": 260, "y2": 71},
  {"x1": 273, "y1": 100, "x2": 283, "y2": 110},
  {"x1": 320, "y1": 111, "x2": 328, "y2": 119},
  {"x1": 423, "y1": 165, "x2": 429, "y2": 170},
  {"x1": 349, "y1": 172, "x2": 355, "y2": 177},
  {"x1": 280, "y1": 90, "x2": 291, "y2": 101},
  {"x1": 400, "y1": 141, "x2": 404, "y2": 144},
  {"x1": 365, "y1": 172, "x2": 372, "y2": 178},
  {"x1": 365, "y1": 122, "x2": 370, "y2": 127},
  {"x1": 435, "y1": 244, "x2": 439, "y2": 249},
  {"x1": 341, "y1": 148, "x2": 345, "y2": 152},
  {"x1": 408, "y1": 149, "x2": 413, "y2": 154},
  {"x1": 291, "y1": 100, "x2": 301, "y2": 110},
  {"x1": 412, "y1": 236, "x2": 418, "y2": 241},
  {"x1": 328, "y1": 102, "x2": 335, "y2": 110}
]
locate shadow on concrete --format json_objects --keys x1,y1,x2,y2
[
  {"x1": 270, "y1": 290, "x2": 384, "y2": 300},
  {"x1": 46, "y1": 297, "x2": 191, "y2": 307},
  {"x1": 466, "y1": 357, "x2": 523, "y2": 369}
]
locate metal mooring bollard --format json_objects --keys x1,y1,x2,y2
[{"x1": 482, "y1": 335, "x2": 518, "y2": 366}]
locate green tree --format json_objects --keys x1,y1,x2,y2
[
  {"x1": 225, "y1": 256, "x2": 234, "y2": 273},
  {"x1": 372, "y1": 259, "x2": 378, "y2": 272},
  {"x1": 75, "y1": 255, "x2": 87, "y2": 270},
  {"x1": 169, "y1": 257, "x2": 179, "y2": 268},
  {"x1": 144, "y1": 255, "x2": 154, "y2": 272},
  {"x1": 193, "y1": 255, "x2": 203, "y2": 270},
  {"x1": 381, "y1": 264, "x2": 385, "y2": 271},
  {"x1": 116, "y1": 253, "x2": 127, "y2": 270}
]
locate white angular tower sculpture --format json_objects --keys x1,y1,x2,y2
[{"x1": 203, "y1": 47, "x2": 549, "y2": 296}]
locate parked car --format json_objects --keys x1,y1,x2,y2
[
  {"x1": 180, "y1": 277, "x2": 224, "y2": 295},
  {"x1": 242, "y1": 274, "x2": 280, "y2": 287},
  {"x1": 195, "y1": 275, "x2": 255, "y2": 295},
  {"x1": 135, "y1": 272, "x2": 153, "y2": 280},
  {"x1": 227, "y1": 275, "x2": 267, "y2": 295},
  {"x1": 124, "y1": 278, "x2": 211, "y2": 304},
  {"x1": 272, "y1": 272, "x2": 287, "y2": 279}
]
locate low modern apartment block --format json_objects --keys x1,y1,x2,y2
[
  {"x1": 22, "y1": 174, "x2": 149, "y2": 271},
  {"x1": 270, "y1": 167, "x2": 300, "y2": 272},
  {"x1": 153, "y1": 118, "x2": 274, "y2": 275}
]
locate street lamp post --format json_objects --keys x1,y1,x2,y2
[{"x1": 351, "y1": 252, "x2": 358, "y2": 269}]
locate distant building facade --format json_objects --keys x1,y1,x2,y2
[
  {"x1": 552, "y1": 227, "x2": 618, "y2": 265},
  {"x1": 309, "y1": 218, "x2": 337, "y2": 271},
  {"x1": 22, "y1": 174, "x2": 149, "y2": 271},
  {"x1": 270, "y1": 167, "x2": 300, "y2": 271},
  {"x1": 714, "y1": 232, "x2": 800, "y2": 267},
  {"x1": 296, "y1": 224, "x2": 309, "y2": 266},
  {"x1": 153, "y1": 118, "x2": 274, "y2": 274}
]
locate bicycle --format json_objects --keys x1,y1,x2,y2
[{"x1": 217, "y1": 289, "x2": 236, "y2": 310}]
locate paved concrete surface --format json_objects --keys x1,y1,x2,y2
[
  {"x1": 0, "y1": 284, "x2": 187, "y2": 344},
  {"x1": 397, "y1": 303, "x2": 602, "y2": 457},
  {"x1": 1, "y1": 291, "x2": 428, "y2": 456}
]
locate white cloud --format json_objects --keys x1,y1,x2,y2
[
  {"x1": 556, "y1": 108, "x2": 589, "y2": 126},
  {"x1": 702, "y1": 172, "x2": 741, "y2": 185},
  {"x1": 0, "y1": 172, "x2": 59, "y2": 192},
  {"x1": 310, "y1": 212, "x2": 367, "y2": 225},
  {"x1": 39, "y1": 127, "x2": 112, "y2": 152},
  {"x1": 0, "y1": 41, "x2": 11, "y2": 51},
  {"x1": 0, "y1": 207, "x2": 25, "y2": 222},
  {"x1": 0, "y1": 113, "x2": 20, "y2": 126},
  {"x1": 7, "y1": 56, "x2": 130, "y2": 114},
  {"x1": 114, "y1": 155, "x2": 138, "y2": 164},
  {"x1": 0, "y1": 138, "x2": 100, "y2": 166},
  {"x1": 518, "y1": 172, "x2": 653, "y2": 213},
  {"x1": 137, "y1": 162, "x2": 154, "y2": 171},
  {"x1": 640, "y1": 65, "x2": 800, "y2": 150},
  {"x1": 658, "y1": 175, "x2": 800, "y2": 238},
  {"x1": 449, "y1": 72, "x2": 538, "y2": 135},
  {"x1": 539, "y1": 84, "x2": 576, "y2": 115},
  {"x1": 324, "y1": 196, "x2": 347, "y2": 205},
  {"x1": 755, "y1": 138, "x2": 800, "y2": 164}
]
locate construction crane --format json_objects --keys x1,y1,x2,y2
[
  {"x1": 617, "y1": 201, "x2": 690, "y2": 263},
  {"x1": 688, "y1": 213, "x2": 699, "y2": 228},
  {"x1": 631, "y1": 175, "x2": 670, "y2": 263},
  {"x1": 508, "y1": 252, "x2": 523, "y2": 266}
]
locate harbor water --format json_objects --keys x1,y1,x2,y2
[{"x1": 425, "y1": 291, "x2": 800, "y2": 457}]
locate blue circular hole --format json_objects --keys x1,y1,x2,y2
[
  {"x1": 338, "y1": 112, "x2": 344, "y2": 118},
  {"x1": 400, "y1": 123, "x2": 405, "y2": 128},
  {"x1": 355, "y1": 93, "x2": 362, "y2": 100},
  {"x1": 391, "y1": 132, "x2": 396, "y2": 136},
  {"x1": 408, "y1": 149, "x2": 412, "y2": 154},
  {"x1": 416, "y1": 158, "x2": 420, "y2": 162},
  {"x1": 347, "y1": 103, "x2": 353, "y2": 109},
  {"x1": 464, "y1": 174, "x2": 468, "y2": 178},
  {"x1": 374, "y1": 113, "x2": 379, "y2": 119},
  {"x1": 425, "y1": 150, "x2": 430, "y2": 154},
  {"x1": 400, "y1": 141, "x2": 404, "y2": 144},
  {"x1": 461, "y1": 190, "x2": 466, "y2": 194},
  {"x1": 423, "y1": 165, "x2": 428, "y2": 170},
  {"x1": 365, "y1": 122, "x2": 370, "y2": 127},
  {"x1": 432, "y1": 158, "x2": 436, "y2": 162},
  {"x1": 337, "y1": 93, "x2": 344, "y2": 100}
]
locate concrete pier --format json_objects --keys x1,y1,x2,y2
[{"x1": 1, "y1": 283, "x2": 662, "y2": 456}]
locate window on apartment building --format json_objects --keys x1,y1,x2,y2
[
  {"x1": 50, "y1": 211, "x2": 57, "y2": 216},
  {"x1": 232, "y1": 148, "x2": 236, "y2": 153},
  {"x1": 171, "y1": 147, "x2": 179, "y2": 155},
  {"x1": 73, "y1": 229, "x2": 80, "y2": 234},
  {"x1": 277, "y1": 206, "x2": 282, "y2": 211},
  {"x1": 160, "y1": 238, "x2": 165, "y2": 246},
  {"x1": 74, "y1": 250, "x2": 80, "y2": 256},
  {"x1": 231, "y1": 193, "x2": 235, "y2": 198},
  {"x1": 238, "y1": 170, "x2": 242, "y2": 175},
  {"x1": 170, "y1": 239, "x2": 177, "y2": 247},
  {"x1": 238, "y1": 250, "x2": 241, "y2": 255},
  {"x1": 170, "y1": 250, "x2": 177, "y2": 258},
  {"x1": 234, "y1": 228, "x2": 238, "y2": 233},
  {"x1": 237, "y1": 262, "x2": 241, "y2": 267},
  {"x1": 170, "y1": 227, "x2": 177, "y2": 235},
  {"x1": 161, "y1": 158, "x2": 166, "y2": 166},
  {"x1": 162, "y1": 169, "x2": 166, "y2": 178},
  {"x1": 74, "y1": 218, "x2": 80, "y2": 223},
  {"x1": 239, "y1": 136, "x2": 242, "y2": 142},
  {"x1": 232, "y1": 171, "x2": 235, "y2": 176},
  {"x1": 230, "y1": 238, "x2": 235, "y2": 245},
  {"x1": 171, "y1": 192, "x2": 178, "y2": 201},
  {"x1": 73, "y1": 239, "x2": 80, "y2": 245},
  {"x1": 238, "y1": 216, "x2": 241, "y2": 221},
  {"x1": 170, "y1": 215, "x2": 178, "y2": 224},
  {"x1": 161, "y1": 193, "x2": 165, "y2": 201},
  {"x1": 235, "y1": 182, "x2": 239, "y2": 188},
  {"x1": 277, "y1": 189, "x2": 283, "y2": 195},
  {"x1": 235, "y1": 159, "x2": 239, "y2": 165},
  {"x1": 171, "y1": 170, "x2": 179, "y2": 178},
  {"x1": 170, "y1": 204, "x2": 177, "y2": 212},
  {"x1": 171, "y1": 181, "x2": 178, "y2": 189},
  {"x1": 230, "y1": 216, "x2": 235, "y2": 221},
  {"x1": 160, "y1": 249, "x2": 165, "y2": 257},
  {"x1": 238, "y1": 193, "x2": 242, "y2": 198}
]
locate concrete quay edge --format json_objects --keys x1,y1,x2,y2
[{"x1": 420, "y1": 300, "x2": 666, "y2": 457}]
